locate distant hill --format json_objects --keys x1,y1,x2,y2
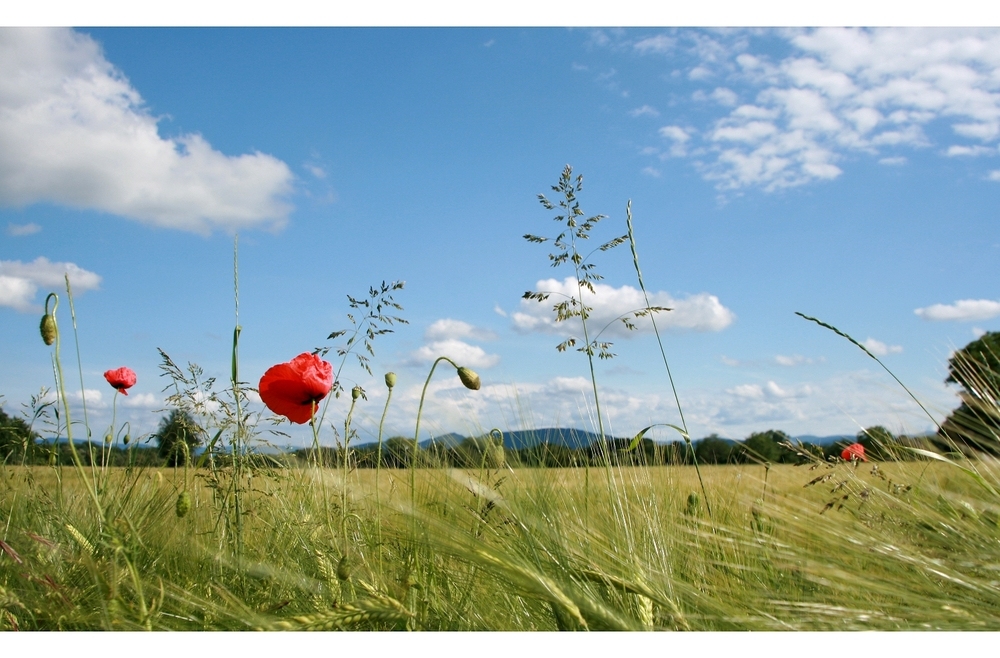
[
  {"x1": 792, "y1": 435, "x2": 855, "y2": 446},
  {"x1": 422, "y1": 428, "x2": 623, "y2": 450},
  {"x1": 410, "y1": 430, "x2": 875, "y2": 451}
]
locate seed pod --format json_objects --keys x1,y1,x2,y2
[
  {"x1": 175, "y1": 491, "x2": 192, "y2": 518},
  {"x1": 40, "y1": 313, "x2": 56, "y2": 345},
  {"x1": 456, "y1": 367, "x2": 481, "y2": 391},
  {"x1": 336, "y1": 556, "x2": 351, "y2": 581},
  {"x1": 384, "y1": 372, "x2": 397, "y2": 389},
  {"x1": 684, "y1": 491, "x2": 700, "y2": 516}
]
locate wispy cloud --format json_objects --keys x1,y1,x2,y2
[
  {"x1": 0, "y1": 28, "x2": 293, "y2": 234},
  {"x1": 915, "y1": 298, "x2": 1000, "y2": 321},
  {"x1": 0, "y1": 257, "x2": 100, "y2": 312},
  {"x1": 629, "y1": 104, "x2": 660, "y2": 117},
  {"x1": 6, "y1": 222, "x2": 40, "y2": 236}
]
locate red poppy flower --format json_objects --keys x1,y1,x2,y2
[
  {"x1": 841, "y1": 442, "x2": 867, "y2": 462},
  {"x1": 104, "y1": 367, "x2": 137, "y2": 396},
  {"x1": 259, "y1": 353, "x2": 334, "y2": 424}
]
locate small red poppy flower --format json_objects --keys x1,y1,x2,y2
[
  {"x1": 104, "y1": 367, "x2": 137, "y2": 396},
  {"x1": 841, "y1": 442, "x2": 867, "y2": 462},
  {"x1": 259, "y1": 353, "x2": 334, "y2": 424}
]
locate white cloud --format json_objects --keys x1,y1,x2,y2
[
  {"x1": 635, "y1": 28, "x2": 1000, "y2": 191},
  {"x1": 862, "y1": 337, "x2": 903, "y2": 356},
  {"x1": 879, "y1": 156, "x2": 907, "y2": 165},
  {"x1": 409, "y1": 339, "x2": 500, "y2": 370},
  {"x1": 988, "y1": 170, "x2": 1000, "y2": 181},
  {"x1": 6, "y1": 222, "x2": 40, "y2": 236},
  {"x1": 633, "y1": 35, "x2": 674, "y2": 54},
  {"x1": 915, "y1": 298, "x2": 1000, "y2": 321},
  {"x1": 774, "y1": 354, "x2": 817, "y2": 366},
  {"x1": 513, "y1": 276, "x2": 734, "y2": 337},
  {"x1": 629, "y1": 104, "x2": 659, "y2": 117},
  {"x1": 304, "y1": 164, "x2": 326, "y2": 179},
  {"x1": 946, "y1": 144, "x2": 996, "y2": 156},
  {"x1": 71, "y1": 389, "x2": 105, "y2": 406},
  {"x1": 0, "y1": 28, "x2": 293, "y2": 234},
  {"x1": 0, "y1": 257, "x2": 101, "y2": 312},
  {"x1": 425, "y1": 318, "x2": 496, "y2": 342},
  {"x1": 658, "y1": 125, "x2": 692, "y2": 156},
  {"x1": 711, "y1": 87, "x2": 738, "y2": 106},
  {"x1": 641, "y1": 166, "x2": 661, "y2": 178},
  {"x1": 122, "y1": 392, "x2": 158, "y2": 408}
]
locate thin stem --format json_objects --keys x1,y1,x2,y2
[
  {"x1": 375, "y1": 383, "x2": 394, "y2": 576},
  {"x1": 64, "y1": 275, "x2": 95, "y2": 480},
  {"x1": 342, "y1": 395, "x2": 359, "y2": 558},
  {"x1": 47, "y1": 294, "x2": 103, "y2": 521},
  {"x1": 412, "y1": 357, "x2": 457, "y2": 510},
  {"x1": 626, "y1": 201, "x2": 711, "y2": 518},
  {"x1": 231, "y1": 235, "x2": 244, "y2": 557}
]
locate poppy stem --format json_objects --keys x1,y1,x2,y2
[
  {"x1": 342, "y1": 395, "x2": 359, "y2": 558},
  {"x1": 411, "y1": 356, "x2": 460, "y2": 515}
]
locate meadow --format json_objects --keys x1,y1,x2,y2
[
  {"x1": 3, "y1": 166, "x2": 1000, "y2": 632},
  {"x1": 3, "y1": 457, "x2": 1000, "y2": 631}
]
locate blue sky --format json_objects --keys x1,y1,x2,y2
[{"x1": 2, "y1": 24, "x2": 1000, "y2": 447}]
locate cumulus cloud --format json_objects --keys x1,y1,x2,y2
[
  {"x1": 409, "y1": 339, "x2": 500, "y2": 369},
  {"x1": 512, "y1": 276, "x2": 734, "y2": 337},
  {"x1": 0, "y1": 257, "x2": 100, "y2": 311},
  {"x1": 425, "y1": 318, "x2": 496, "y2": 342},
  {"x1": 915, "y1": 298, "x2": 1000, "y2": 321},
  {"x1": 628, "y1": 28, "x2": 1000, "y2": 191},
  {"x1": 0, "y1": 28, "x2": 294, "y2": 234},
  {"x1": 6, "y1": 222, "x2": 40, "y2": 236},
  {"x1": 862, "y1": 338, "x2": 903, "y2": 356},
  {"x1": 658, "y1": 125, "x2": 693, "y2": 156}
]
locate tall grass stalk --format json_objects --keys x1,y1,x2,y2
[
  {"x1": 625, "y1": 200, "x2": 711, "y2": 517},
  {"x1": 64, "y1": 275, "x2": 95, "y2": 476}
]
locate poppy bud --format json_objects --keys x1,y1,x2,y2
[
  {"x1": 457, "y1": 367, "x2": 481, "y2": 391},
  {"x1": 336, "y1": 556, "x2": 352, "y2": 581},
  {"x1": 685, "y1": 491, "x2": 700, "y2": 516},
  {"x1": 40, "y1": 313, "x2": 56, "y2": 345},
  {"x1": 176, "y1": 491, "x2": 192, "y2": 518},
  {"x1": 384, "y1": 372, "x2": 397, "y2": 389},
  {"x1": 352, "y1": 385, "x2": 363, "y2": 401},
  {"x1": 123, "y1": 434, "x2": 130, "y2": 445},
  {"x1": 104, "y1": 433, "x2": 112, "y2": 444}
]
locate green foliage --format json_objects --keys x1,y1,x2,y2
[
  {"x1": 154, "y1": 409, "x2": 205, "y2": 467},
  {"x1": 0, "y1": 404, "x2": 37, "y2": 463},
  {"x1": 694, "y1": 434, "x2": 736, "y2": 464},
  {"x1": 737, "y1": 430, "x2": 792, "y2": 464},
  {"x1": 940, "y1": 332, "x2": 1000, "y2": 455}
]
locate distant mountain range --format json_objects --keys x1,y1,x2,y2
[{"x1": 420, "y1": 429, "x2": 859, "y2": 450}]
